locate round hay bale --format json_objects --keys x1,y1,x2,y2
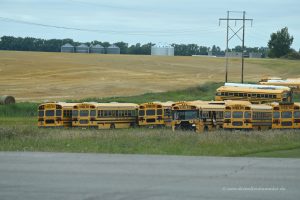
[{"x1": 0, "y1": 95, "x2": 16, "y2": 105}]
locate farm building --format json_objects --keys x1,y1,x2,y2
[
  {"x1": 225, "y1": 52, "x2": 243, "y2": 58},
  {"x1": 249, "y1": 52, "x2": 262, "y2": 58},
  {"x1": 151, "y1": 45, "x2": 174, "y2": 56},
  {"x1": 61, "y1": 43, "x2": 74, "y2": 53},
  {"x1": 90, "y1": 44, "x2": 105, "y2": 54},
  {"x1": 107, "y1": 44, "x2": 120, "y2": 54},
  {"x1": 75, "y1": 44, "x2": 89, "y2": 53}
]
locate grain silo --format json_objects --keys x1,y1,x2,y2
[
  {"x1": 61, "y1": 43, "x2": 74, "y2": 53},
  {"x1": 75, "y1": 44, "x2": 89, "y2": 53},
  {"x1": 151, "y1": 44, "x2": 174, "y2": 56},
  {"x1": 106, "y1": 44, "x2": 120, "y2": 54},
  {"x1": 90, "y1": 44, "x2": 105, "y2": 54},
  {"x1": 0, "y1": 95, "x2": 15, "y2": 105}
]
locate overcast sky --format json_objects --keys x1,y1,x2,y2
[{"x1": 0, "y1": 0, "x2": 299, "y2": 49}]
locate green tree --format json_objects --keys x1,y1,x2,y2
[{"x1": 268, "y1": 27, "x2": 294, "y2": 58}]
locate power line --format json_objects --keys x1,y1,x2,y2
[
  {"x1": 219, "y1": 11, "x2": 253, "y2": 83},
  {"x1": 0, "y1": 16, "x2": 222, "y2": 37}
]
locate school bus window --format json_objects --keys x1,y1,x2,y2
[
  {"x1": 238, "y1": 93, "x2": 243, "y2": 97},
  {"x1": 224, "y1": 92, "x2": 228, "y2": 96},
  {"x1": 38, "y1": 110, "x2": 44, "y2": 117},
  {"x1": 221, "y1": 92, "x2": 225, "y2": 96},
  {"x1": 146, "y1": 110, "x2": 155, "y2": 116},
  {"x1": 282, "y1": 111, "x2": 292, "y2": 118},
  {"x1": 174, "y1": 110, "x2": 198, "y2": 120},
  {"x1": 56, "y1": 109, "x2": 62, "y2": 117},
  {"x1": 244, "y1": 111, "x2": 251, "y2": 119},
  {"x1": 139, "y1": 110, "x2": 145, "y2": 116},
  {"x1": 201, "y1": 111, "x2": 209, "y2": 119},
  {"x1": 294, "y1": 111, "x2": 300, "y2": 118},
  {"x1": 224, "y1": 111, "x2": 231, "y2": 118},
  {"x1": 111, "y1": 110, "x2": 116, "y2": 117},
  {"x1": 80, "y1": 110, "x2": 89, "y2": 117},
  {"x1": 273, "y1": 112, "x2": 280, "y2": 119},
  {"x1": 282, "y1": 121, "x2": 292, "y2": 126},
  {"x1": 234, "y1": 93, "x2": 238, "y2": 96},
  {"x1": 229, "y1": 93, "x2": 233, "y2": 96},
  {"x1": 257, "y1": 94, "x2": 261, "y2": 98},
  {"x1": 46, "y1": 110, "x2": 54, "y2": 117},
  {"x1": 157, "y1": 109, "x2": 162, "y2": 115},
  {"x1": 233, "y1": 111, "x2": 243, "y2": 118},
  {"x1": 90, "y1": 110, "x2": 96, "y2": 117},
  {"x1": 72, "y1": 110, "x2": 78, "y2": 117},
  {"x1": 217, "y1": 112, "x2": 223, "y2": 119},
  {"x1": 63, "y1": 110, "x2": 69, "y2": 117}
]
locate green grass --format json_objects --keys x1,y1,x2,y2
[
  {"x1": 72, "y1": 82, "x2": 222, "y2": 103},
  {"x1": 0, "y1": 102, "x2": 38, "y2": 117},
  {"x1": 0, "y1": 126, "x2": 299, "y2": 157},
  {"x1": 0, "y1": 117, "x2": 36, "y2": 126},
  {"x1": 0, "y1": 82, "x2": 221, "y2": 117},
  {"x1": 246, "y1": 147, "x2": 300, "y2": 158}
]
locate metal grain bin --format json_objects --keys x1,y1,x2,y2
[
  {"x1": 61, "y1": 43, "x2": 74, "y2": 53},
  {"x1": 106, "y1": 44, "x2": 120, "y2": 54},
  {"x1": 75, "y1": 44, "x2": 89, "y2": 53},
  {"x1": 90, "y1": 44, "x2": 105, "y2": 54},
  {"x1": 151, "y1": 45, "x2": 174, "y2": 56},
  {"x1": 0, "y1": 95, "x2": 15, "y2": 105}
]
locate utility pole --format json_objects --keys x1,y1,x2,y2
[{"x1": 219, "y1": 11, "x2": 253, "y2": 83}]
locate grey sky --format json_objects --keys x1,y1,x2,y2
[{"x1": 0, "y1": 0, "x2": 299, "y2": 49}]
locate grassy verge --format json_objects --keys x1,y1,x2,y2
[
  {"x1": 0, "y1": 117, "x2": 36, "y2": 126},
  {"x1": 0, "y1": 126, "x2": 299, "y2": 157},
  {"x1": 72, "y1": 82, "x2": 222, "y2": 103},
  {"x1": 0, "y1": 82, "x2": 221, "y2": 117}
]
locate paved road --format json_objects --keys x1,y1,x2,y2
[{"x1": 0, "y1": 152, "x2": 299, "y2": 200}]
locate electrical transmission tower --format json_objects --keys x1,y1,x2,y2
[{"x1": 219, "y1": 11, "x2": 253, "y2": 83}]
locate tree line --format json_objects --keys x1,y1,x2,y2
[{"x1": 0, "y1": 35, "x2": 269, "y2": 56}]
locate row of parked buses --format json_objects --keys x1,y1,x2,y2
[
  {"x1": 38, "y1": 100, "x2": 300, "y2": 132},
  {"x1": 38, "y1": 102, "x2": 174, "y2": 129}
]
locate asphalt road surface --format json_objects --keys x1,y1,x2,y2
[{"x1": 0, "y1": 152, "x2": 299, "y2": 200}]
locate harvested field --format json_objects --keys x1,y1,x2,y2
[{"x1": 0, "y1": 51, "x2": 299, "y2": 102}]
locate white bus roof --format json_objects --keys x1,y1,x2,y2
[{"x1": 225, "y1": 82, "x2": 290, "y2": 91}]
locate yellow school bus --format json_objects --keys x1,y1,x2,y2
[
  {"x1": 38, "y1": 102, "x2": 77, "y2": 128},
  {"x1": 215, "y1": 85, "x2": 292, "y2": 104},
  {"x1": 197, "y1": 102, "x2": 225, "y2": 131},
  {"x1": 72, "y1": 102, "x2": 138, "y2": 129},
  {"x1": 172, "y1": 101, "x2": 200, "y2": 131},
  {"x1": 270, "y1": 102, "x2": 300, "y2": 129},
  {"x1": 138, "y1": 102, "x2": 173, "y2": 127},
  {"x1": 259, "y1": 77, "x2": 300, "y2": 93},
  {"x1": 224, "y1": 101, "x2": 272, "y2": 130},
  {"x1": 294, "y1": 103, "x2": 300, "y2": 129},
  {"x1": 172, "y1": 101, "x2": 224, "y2": 132},
  {"x1": 72, "y1": 102, "x2": 98, "y2": 128}
]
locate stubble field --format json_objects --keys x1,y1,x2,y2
[{"x1": 1, "y1": 50, "x2": 299, "y2": 102}]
